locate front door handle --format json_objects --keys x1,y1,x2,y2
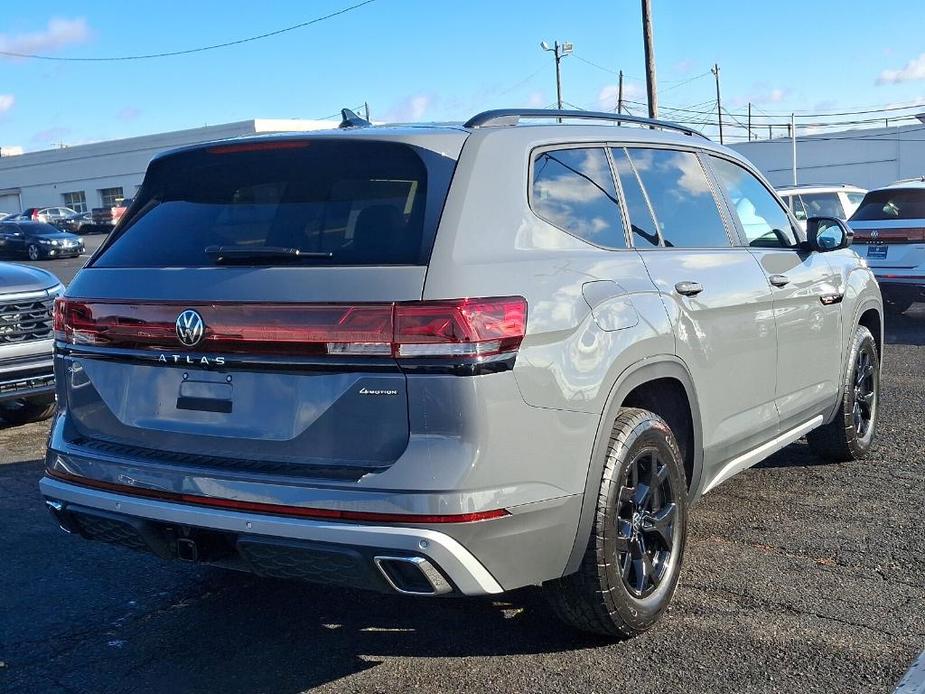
[
  {"x1": 674, "y1": 281, "x2": 704, "y2": 297},
  {"x1": 769, "y1": 274, "x2": 790, "y2": 288}
]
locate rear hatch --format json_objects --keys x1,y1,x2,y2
[
  {"x1": 849, "y1": 188, "x2": 925, "y2": 272},
  {"x1": 56, "y1": 135, "x2": 462, "y2": 478}
]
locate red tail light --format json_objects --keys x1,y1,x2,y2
[
  {"x1": 54, "y1": 297, "x2": 527, "y2": 359},
  {"x1": 31, "y1": 210, "x2": 39, "y2": 221},
  {"x1": 393, "y1": 298, "x2": 526, "y2": 357}
]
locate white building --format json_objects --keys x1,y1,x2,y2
[
  {"x1": 0, "y1": 118, "x2": 336, "y2": 214},
  {"x1": 731, "y1": 122, "x2": 925, "y2": 191}
]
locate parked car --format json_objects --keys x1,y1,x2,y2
[
  {"x1": 0, "y1": 262, "x2": 62, "y2": 426},
  {"x1": 777, "y1": 184, "x2": 866, "y2": 230},
  {"x1": 0, "y1": 212, "x2": 15, "y2": 221},
  {"x1": 0, "y1": 221, "x2": 85, "y2": 260},
  {"x1": 41, "y1": 109, "x2": 883, "y2": 637},
  {"x1": 111, "y1": 197, "x2": 134, "y2": 227},
  {"x1": 89, "y1": 207, "x2": 115, "y2": 230},
  {"x1": 848, "y1": 179, "x2": 925, "y2": 313},
  {"x1": 12, "y1": 207, "x2": 80, "y2": 229},
  {"x1": 58, "y1": 211, "x2": 99, "y2": 234}
]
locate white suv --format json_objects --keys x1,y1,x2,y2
[
  {"x1": 848, "y1": 179, "x2": 925, "y2": 313},
  {"x1": 778, "y1": 184, "x2": 867, "y2": 231}
]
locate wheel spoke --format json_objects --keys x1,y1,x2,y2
[
  {"x1": 857, "y1": 390, "x2": 875, "y2": 407},
  {"x1": 621, "y1": 551, "x2": 632, "y2": 580},
  {"x1": 619, "y1": 485, "x2": 634, "y2": 503},
  {"x1": 616, "y1": 519, "x2": 633, "y2": 552},
  {"x1": 642, "y1": 503, "x2": 676, "y2": 549},
  {"x1": 632, "y1": 556, "x2": 649, "y2": 593}
]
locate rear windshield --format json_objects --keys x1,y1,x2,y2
[
  {"x1": 850, "y1": 189, "x2": 925, "y2": 221},
  {"x1": 93, "y1": 140, "x2": 456, "y2": 267}
]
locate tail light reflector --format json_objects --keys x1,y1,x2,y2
[{"x1": 53, "y1": 296, "x2": 527, "y2": 359}]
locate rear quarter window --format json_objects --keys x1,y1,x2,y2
[
  {"x1": 93, "y1": 140, "x2": 456, "y2": 267},
  {"x1": 531, "y1": 147, "x2": 627, "y2": 249}
]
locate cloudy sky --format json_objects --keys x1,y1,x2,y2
[{"x1": 2, "y1": 0, "x2": 925, "y2": 153}]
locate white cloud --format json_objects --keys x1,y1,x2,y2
[
  {"x1": 0, "y1": 18, "x2": 90, "y2": 59},
  {"x1": 596, "y1": 81, "x2": 644, "y2": 111},
  {"x1": 731, "y1": 86, "x2": 791, "y2": 108},
  {"x1": 526, "y1": 90, "x2": 545, "y2": 107},
  {"x1": 383, "y1": 94, "x2": 434, "y2": 122},
  {"x1": 0, "y1": 145, "x2": 23, "y2": 156},
  {"x1": 0, "y1": 94, "x2": 14, "y2": 112},
  {"x1": 877, "y1": 53, "x2": 925, "y2": 84}
]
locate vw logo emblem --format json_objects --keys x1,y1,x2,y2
[
  {"x1": 870, "y1": 230, "x2": 879, "y2": 239},
  {"x1": 176, "y1": 309, "x2": 205, "y2": 347}
]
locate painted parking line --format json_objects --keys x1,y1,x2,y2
[{"x1": 895, "y1": 650, "x2": 925, "y2": 694}]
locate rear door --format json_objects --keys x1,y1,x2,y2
[
  {"x1": 707, "y1": 154, "x2": 843, "y2": 431},
  {"x1": 611, "y1": 146, "x2": 780, "y2": 471},
  {"x1": 57, "y1": 137, "x2": 460, "y2": 477}
]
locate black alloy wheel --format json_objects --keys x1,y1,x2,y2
[{"x1": 615, "y1": 448, "x2": 678, "y2": 598}]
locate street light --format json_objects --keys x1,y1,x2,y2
[{"x1": 540, "y1": 40, "x2": 572, "y2": 111}]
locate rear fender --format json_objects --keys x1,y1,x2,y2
[{"x1": 561, "y1": 357, "x2": 703, "y2": 577}]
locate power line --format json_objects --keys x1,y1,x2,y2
[{"x1": 0, "y1": 0, "x2": 377, "y2": 61}]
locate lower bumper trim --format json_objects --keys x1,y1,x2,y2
[{"x1": 39, "y1": 476, "x2": 504, "y2": 596}]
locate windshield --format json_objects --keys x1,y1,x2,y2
[
  {"x1": 850, "y1": 189, "x2": 925, "y2": 221},
  {"x1": 93, "y1": 140, "x2": 456, "y2": 267}
]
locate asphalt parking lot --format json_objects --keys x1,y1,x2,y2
[{"x1": 0, "y1": 248, "x2": 922, "y2": 694}]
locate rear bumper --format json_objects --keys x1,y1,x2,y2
[{"x1": 41, "y1": 475, "x2": 505, "y2": 596}]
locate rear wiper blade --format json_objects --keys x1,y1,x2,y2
[{"x1": 204, "y1": 245, "x2": 333, "y2": 264}]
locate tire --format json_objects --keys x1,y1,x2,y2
[
  {"x1": 806, "y1": 325, "x2": 879, "y2": 462},
  {"x1": 544, "y1": 407, "x2": 688, "y2": 637},
  {"x1": 0, "y1": 395, "x2": 57, "y2": 426},
  {"x1": 26, "y1": 244, "x2": 40, "y2": 261}
]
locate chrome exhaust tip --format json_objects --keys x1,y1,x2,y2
[{"x1": 373, "y1": 556, "x2": 452, "y2": 595}]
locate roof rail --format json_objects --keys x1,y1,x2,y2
[{"x1": 463, "y1": 108, "x2": 707, "y2": 139}]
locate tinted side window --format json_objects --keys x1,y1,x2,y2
[
  {"x1": 626, "y1": 148, "x2": 729, "y2": 248},
  {"x1": 709, "y1": 156, "x2": 797, "y2": 248},
  {"x1": 611, "y1": 148, "x2": 659, "y2": 247},
  {"x1": 801, "y1": 192, "x2": 845, "y2": 219},
  {"x1": 532, "y1": 147, "x2": 626, "y2": 249}
]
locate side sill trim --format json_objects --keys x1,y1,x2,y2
[{"x1": 702, "y1": 415, "x2": 823, "y2": 494}]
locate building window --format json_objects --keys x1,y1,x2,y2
[
  {"x1": 98, "y1": 186, "x2": 124, "y2": 208},
  {"x1": 62, "y1": 191, "x2": 87, "y2": 213}
]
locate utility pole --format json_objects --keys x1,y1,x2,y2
[
  {"x1": 641, "y1": 0, "x2": 658, "y2": 118},
  {"x1": 791, "y1": 112, "x2": 797, "y2": 185},
  {"x1": 712, "y1": 63, "x2": 723, "y2": 144},
  {"x1": 540, "y1": 40, "x2": 572, "y2": 116},
  {"x1": 617, "y1": 70, "x2": 624, "y2": 114},
  {"x1": 747, "y1": 102, "x2": 752, "y2": 141},
  {"x1": 364, "y1": 102, "x2": 370, "y2": 122}
]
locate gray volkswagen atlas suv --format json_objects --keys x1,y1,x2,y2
[{"x1": 41, "y1": 109, "x2": 883, "y2": 636}]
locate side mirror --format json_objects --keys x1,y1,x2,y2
[{"x1": 806, "y1": 216, "x2": 852, "y2": 252}]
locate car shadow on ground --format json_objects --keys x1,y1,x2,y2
[
  {"x1": 107, "y1": 573, "x2": 608, "y2": 693},
  {"x1": 884, "y1": 306, "x2": 925, "y2": 346}
]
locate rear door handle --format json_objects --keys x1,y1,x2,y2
[
  {"x1": 769, "y1": 274, "x2": 790, "y2": 287},
  {"x1": 674, "y1": 281, "x2": 703, "y2": 297}
]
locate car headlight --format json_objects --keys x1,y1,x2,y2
[{"x1": 78, "y1": 237, "x2": 84, "y2": 244}]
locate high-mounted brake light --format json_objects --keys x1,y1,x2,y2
[
  {"x1": 54, "y1": 296, "x2": 528, "y2": 360},
  {"x1": 206, "y1": 141, "x2": 311, "y2": 154}
]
